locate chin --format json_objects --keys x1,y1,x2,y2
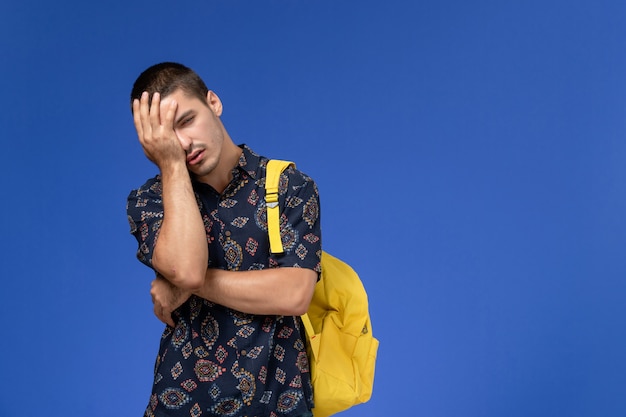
[{"x1": 194, "y1": 160, "x2": 218, "y2": 177}]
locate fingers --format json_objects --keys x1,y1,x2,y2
[
  {"x1": 149, "y1": 91, "x2": 161, "y2": 127},
  {"x1": 151, "y1": 276, "x2": 176, "y2": 328},
  {"x1": 133, "y1": 92, "x2": 152, "y2": 146},
  {"x1": 132, "y1": 97, "x2": 143, "y2": 139},
  {"x1": 152, "y1": 292, "x2": 175, "y2": 327},
  {"x1": 153, "y1": 303, "x2": 175, "y2": 328},
  {"x1": 149, "y1": 92, "x2": 177, "y2": 130},
  {"x1": 164, "y1": 98, "x2": 178, "y2": 128},
  {"x1": 141, "y1": 92, "x2": 151, "y2": 135},
  {"x1": 132, "y1": 91, "x2": 158, "y2": 142},
  {"x1": 132, "y1": 91, "x2": 183, "y2": 166}
]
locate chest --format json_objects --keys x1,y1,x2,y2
[{"x1": 195, "y1": 174, "x2": 271, "y2": 270}]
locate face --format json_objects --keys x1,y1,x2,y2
[{"x1": 160, "y1": 89, "x2": 226, "y2": 181}]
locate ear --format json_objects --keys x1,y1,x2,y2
[{"x1": 206, "y1": 90, "x2": 223, "y2": 117}]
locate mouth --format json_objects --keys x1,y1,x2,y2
[{"x1": 186, "y1": 149, "x2": 205, "y2": 165}]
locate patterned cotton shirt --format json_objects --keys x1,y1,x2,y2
[{"x1": 127, "y1": 145, "x2": 322, "y2": 417}]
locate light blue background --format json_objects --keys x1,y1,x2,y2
[{"x1": 1, "y1": 1, "x2": 625, "y2": 416}]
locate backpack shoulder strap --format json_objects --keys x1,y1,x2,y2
[{"x1": 265, "y1": 159, "x2": 295, "y2": 254}]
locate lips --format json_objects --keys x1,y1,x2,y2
[{"x1": 186, "y1": 149, "x2": 204, "y2": 165}]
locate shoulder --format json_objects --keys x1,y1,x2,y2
[
  {"x1": 126, "y1": 175, "x2": 164, "y2": 216},
  {"x1": 283, "y1": 164, "x2": 318, "y2": 193},
  {"x1": 240, "y1": 145, "x2": 319, "y2": 195},
  {"x1": 127, "y1": 175, "x2": 162, "y2": 199}
]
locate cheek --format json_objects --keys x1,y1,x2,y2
[{"x1": 199, "y1": 122, "x2": 221, "y2": 141}]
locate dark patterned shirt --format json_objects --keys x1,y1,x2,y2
[{"x1": 127, "y1": 145, "x2": 322, "y2": 417}]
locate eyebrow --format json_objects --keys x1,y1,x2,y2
[{"x1": 175, "y1": 110, "x2": 194, "y2": 126}]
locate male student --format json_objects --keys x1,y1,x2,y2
[{"x1": 127, "y1": 62, "x2": 321, "y2": 417}]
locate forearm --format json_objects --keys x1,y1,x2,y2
[
  {"x1": 152, "y1": 162, "x2": 208, "y2": 290},
  {"x1": 193, "y1": 267, "x2": 317, "y2": 316}
]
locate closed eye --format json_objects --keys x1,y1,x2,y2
[{"x1": 175, "y1": 110, "x2": 195, "y2": 127}]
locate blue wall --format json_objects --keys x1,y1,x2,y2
[{"x1": 1, "y1": 1, "x2": 625, "y2": 416}]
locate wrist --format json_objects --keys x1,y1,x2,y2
[{"x1": 159, "y1": 159, "x2": 190, "y2": 179}]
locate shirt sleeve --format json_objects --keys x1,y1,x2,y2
[
  {"x1": 269, "y1": 167, "x2": 322, "y2": 275},
  {"x1": 126, "y1": 177, "x2": 164, "y2": 270}
]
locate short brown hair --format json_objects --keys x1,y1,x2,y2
[{"x1": 130, "y1": 62, "x2": 209, "y2": 110}]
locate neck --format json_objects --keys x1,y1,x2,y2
[{"x1": 203, "y1": 138, "x2": 243, "y2": 193}]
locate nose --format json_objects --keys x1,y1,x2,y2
[{"x1": 176, "y1": 132, "x2": 193, "y2": 153}]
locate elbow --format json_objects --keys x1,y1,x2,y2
[
  {"x1": 281, "y1": 268, "x2": 317, "y2": 316},
  {"x1": 286, "y1": 283, "x2": 315, "y2": 316},
  {"x1": 174, "y1": 271, "x2": 204, "y2": 291},
  {"x1": 281, "y1": 300, "x2": 310, "y2": 317},
  {"x1": 152, "y1": 249, "x2": 207, "y2": 291},
  {"x1": 289, "y1": 301, "x2": 311, "y2": 317},
  {"x1": 157, "y1": 264, "x2": 205, "y2": 291}
]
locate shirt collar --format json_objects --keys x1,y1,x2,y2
[
  {"x1": 235, "y1": 144, "x2": 263, "y2": 180},
  {"x1": 190, "y1": 144, "x2": 263, "y2": 192}
]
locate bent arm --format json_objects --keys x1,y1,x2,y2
[
  {"x1": 151, "y1": 164, "x2": 208, "y2": 290},
  {"x1": 193, "y1": 267, "x2": 317, "y2": 316},
  {"x1": 133, "y1": 92, "x2": 208, "y2": 290}
]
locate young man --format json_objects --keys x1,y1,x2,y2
[{"x1": 126, "y1": 62, "x2": 321, "y2": 417}]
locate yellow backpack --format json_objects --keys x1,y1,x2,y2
[{"x1": 265, "y1": 159, "x2": 379, "y2": 417}]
